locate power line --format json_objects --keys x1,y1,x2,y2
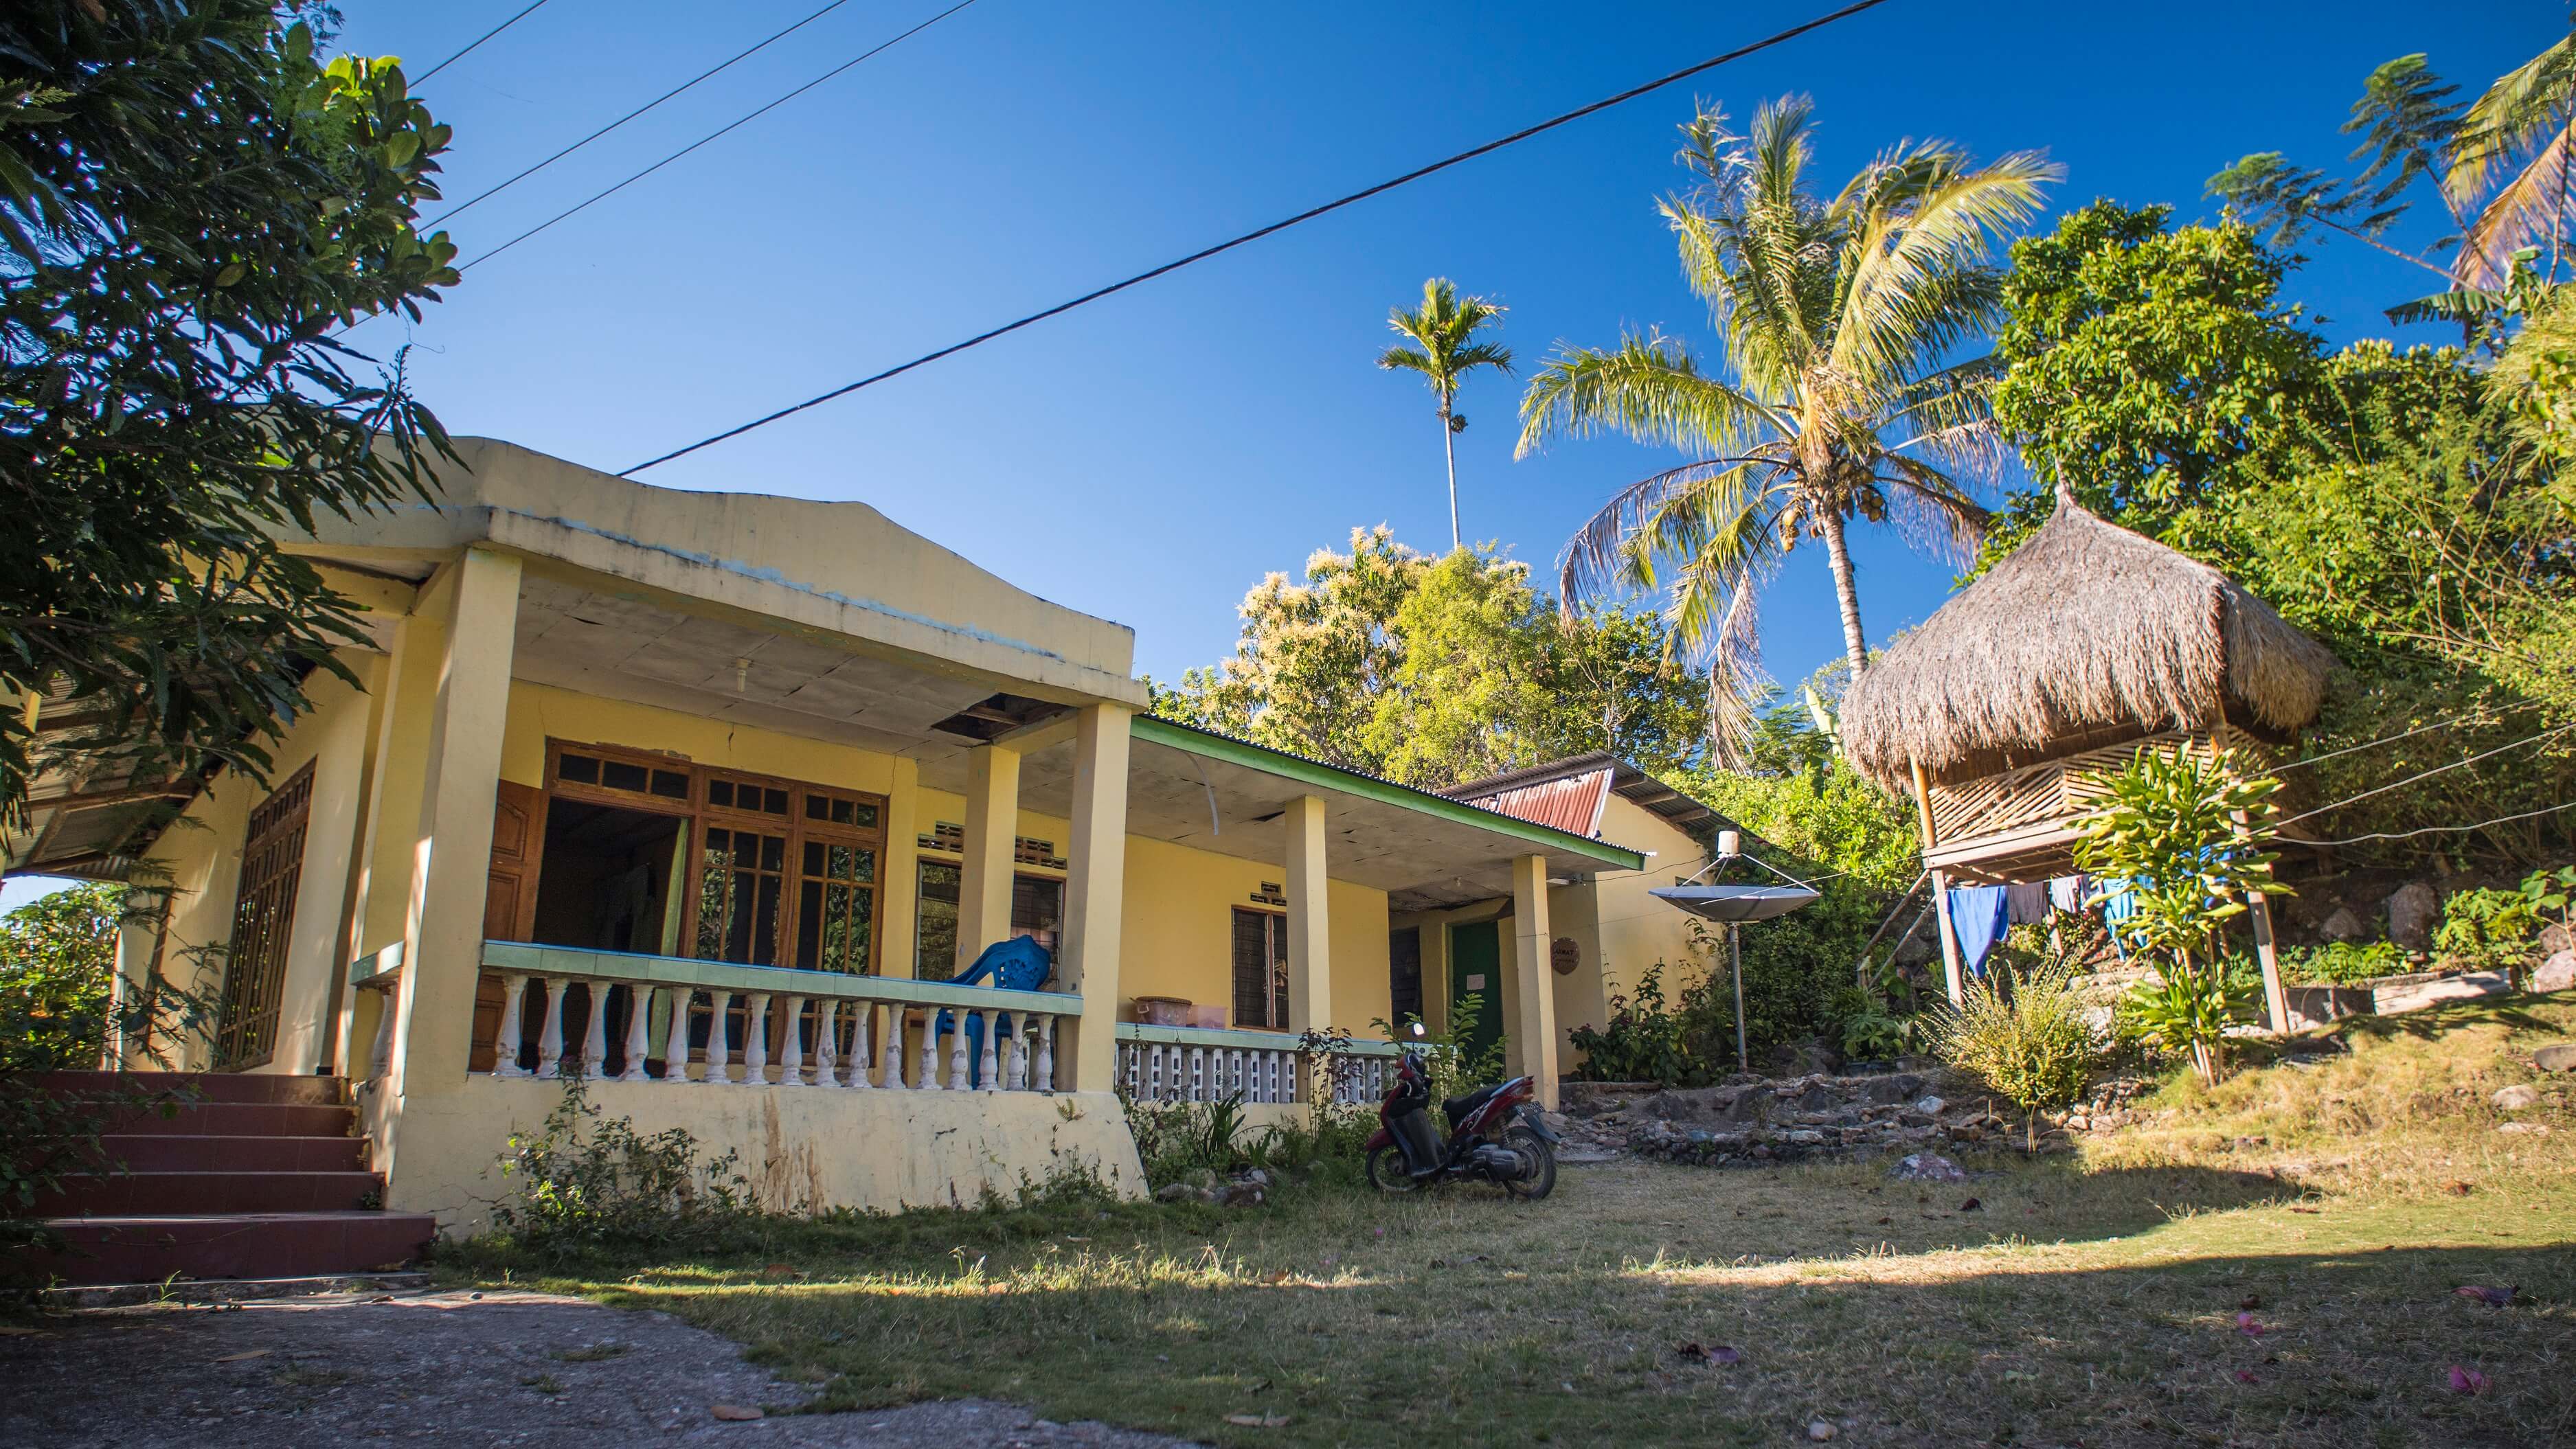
[
  {"x1": 2268, "y1": 712, "x2": 2483, "y2": 775},
  {"x1": 2278, "y1": 720, "x2": 2576, "y2": 829},
  {"x1": 2303, "y1": 797, "x2": 2576, "y2": 847},
  {"x1": 458, "y1": 0, "x2": 984, "y2": 274},
  {"x1": 615, "y1": 0, "x2": 1900, "y2": 476},
  {"x1": 427, "y1": 0, "x2": 862, "y2": 229},
  {"x1": 414, "y1": 0, "x2": 555, "y2": 85}
]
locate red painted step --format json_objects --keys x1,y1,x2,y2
[
  {"x1": 25, "y1": 1070, "x2": 348, "y2": 1106},
  {"x1": 38, "y1": 1170, "x2": 384, "y2": 1216},
  {"x1": 21, "y1": 1213, "x2": 436, "y2": 1286},
  {"x1": 88, "y1": 1100, "x2": 357, "y2": 1138},
  {"x1": 91, "y1": 1133, "x2": 367, "y2": 1174}
]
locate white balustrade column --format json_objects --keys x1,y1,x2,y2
[
  {"x1": 918, "y1": 1009, "x2": 942, "y2": 1091},
  {"x1": 1008, "y1": 1015, "x2": 1030, "y2": 1090},
  {"x1": 778, "y1": 995, "x2": 806, "y2": 1086},
  {"x1": 881, "y1": 1002, "x2": 905, "y2": 1088},
  {"x1": 1036, "y1": 1015, "x2": 1055, "y2": 1093},
  {"x1": 948, "y1": 1014, "x2": 971, "y2": 1091},
  {"x1": 620, "y1": 986, "x2": 653, "y2": 1082},
  {"x1": 851, "y1": 1001, "x2": 877, "y2": 1089},
  {"x1": 662, "y1": 988, "x2": 694, "y2": 1082},
  {"x1": 812, "y1": 999, "x2": 840, "y2": 1087},
  {"x1": 492, "y1": 974, "x2": 530, "y2": 1077},
  {"x1": 579, "y1": 984, "x2": 609, "y2": 1081},
  {"x1": 703, "y1": 992, "x2": 732, "y2": 1084},
  {"x1": 978, "y1": 1009, "x2": 1000, "y2": 1092},
  {"x1": 739, "y1": 993, "x2": 769, "y2": 1084},
  {"x1": 534, "y1": 978, "x2": 567, "y2": 1078}
]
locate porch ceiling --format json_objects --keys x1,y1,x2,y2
[
  {"x1": 510, "y1": 571, "x2": 1066, "y2": 785},
  {"x1": 1013, "y1": 720, "x2": 1645, "y2": 914}
]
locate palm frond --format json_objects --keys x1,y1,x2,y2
[
  {"x1": 1834, "y1": 149, "x2": 2057, "y2": 385},
  {"x1": 1557, "y1": 456, "x2": 1783, "y2": 614},
  {"x1": 2446, "y1": 32, "x2": 2576, "y2": 210},
  {"x1": 1876, "y1": 453, "x2": 1990, "y2": 565},
  {"x1": 2455, "y1": 117, "x2": 2576, "y2": 289},
  {"x1": 1514, "y1": 334, "x2": 1783, "y2": 459}
]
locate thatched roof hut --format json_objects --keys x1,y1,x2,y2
[{"x1": 1840, "y1": 491, "x2": 2336, "y2": 792}]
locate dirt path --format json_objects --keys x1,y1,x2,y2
[{"x1": 0, "y1": 1288, "x2": 1195, "y2": 1448}]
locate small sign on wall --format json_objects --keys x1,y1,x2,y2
[
  {"x1": 1551, "y1": 937, "x2": 1581, "y2": 976},
  {"x1": 1465, "y1": 973, "x2": 1487, "y2": 991}
]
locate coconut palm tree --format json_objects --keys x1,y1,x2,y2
[
  {"x1": 1379, "y1": 278, "x2": 1513, "y2": 552},
  {"x1": 1516, "y1": 98, "x2": 2057, "y2": 764},
  {"x1": 2449, "y1": 30, "x2": 2576, "y2": 290}
]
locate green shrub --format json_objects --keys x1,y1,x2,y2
[
  {"x1": 1373, "y1": 995, "x2": 1504, "y2": 1111},
  {"x1": 2113, "y1": 969, "x2": 2258, "y2": 1078},
  {"x1": 1929, "y1": 960, "x2": 2103, "y2": 1150},
  {"x1": 489, "y1": 1078, "x2": 761, "y2": 1262},
  {"x1": 1567, "y1": 961, "x2": 1706, "y2": 1084},
  {"x1": 2434, "y1": 887, "x2": 2539, "y2": 970},
  {"x1": 2276, "y1": 939, "x2": 2405, "y2": 985}
]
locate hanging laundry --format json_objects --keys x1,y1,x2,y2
[
  {"x1": 2097, "y1": 877, "x2": 2143, "y2": 958},
  {"x1": 2005, "y1": 880, "x2": 2049, "y2": 926},
  {"x1": 2048, "y1": 874, "x2": 2089, "y2": 914},
  {"x1": 1946, "y1": 885, "x2": 2011, "y2": 979}
]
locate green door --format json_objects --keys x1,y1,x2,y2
[{"x1": 1448, "y1": 920, "x2": 1504, "y2": 1064}]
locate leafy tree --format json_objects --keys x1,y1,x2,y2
[
  {"x1": 2075, "y1": 749, "x2": 2287, "y2": 1084},
  {"x1": 1377, "y1": 278, "x2": 1513, "y2": 553},
  {"x1": 1517, "y1": 98, "x2": 2055, "y2": 762},
  {"x1": 0, "y1": 2, "x2": 459, "y2": 832},
  {"x1": 0, "y1": 882, "x2": 124, "y2": 1071},
  {"x1": 1153, "y1": 527, "x2": 1710, "y2": 788}
]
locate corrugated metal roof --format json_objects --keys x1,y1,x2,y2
[
  {"x1": 1444, "y1": 752, "x2": 1739, "y2": 842},
  {"x1": 1451, "y1": 768, "x2": 1613, "y2": 838}
]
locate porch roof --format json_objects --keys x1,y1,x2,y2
[{"x1": 1059, "y1": 718, "x2": 1645, "y2": 913}]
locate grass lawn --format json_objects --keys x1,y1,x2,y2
[{"x1": 450, "y1": 998, "x2": 2576, "y2": 1447}]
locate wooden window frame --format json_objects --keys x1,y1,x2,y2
[
  {"x1": 530, "y1": 740, "x2": 888, "y2": 977},
  {"x1": 1230, "y1": 904, "x2": 1290, "y2": 1033}
]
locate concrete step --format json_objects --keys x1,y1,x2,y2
[
  {"x1": 19, "y1": 1213, "x2": 436, "y2": 1288},
  {"x1": 79, "y1": 1099, "x2": 356, "y2": 1139},
  {"x1": 43, "y1": 1271, "x2": 432, "y2": 1309},
  {"x1": 25, "y1": 1070, "x2": 348, "y2": 1106},
  {"x1": 36, "y1": 1170, "x2": 385, "y2": 1217},
  {"x1": 93, "y1": 1133, "x2": 367, "y2": 1174}
]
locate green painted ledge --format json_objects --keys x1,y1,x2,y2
[
  {"x1": 479, "y1": 942, "x2": 1076, "y2": 1016},
  {"x1": 1130, "y1": 715, "x2": 1646, "y2": 872}
]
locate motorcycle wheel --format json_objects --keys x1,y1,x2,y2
[
  {"x1": 1499, "y1": 1125, "x2": 1556, "y2": 1201},
  {"x1": 1366, "y1": 1144, "x2": 1422, "y2": 1193}
]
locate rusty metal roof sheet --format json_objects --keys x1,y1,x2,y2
[{"x1": 1451, "y1": 767, "x2": 1614, "y2": 839}]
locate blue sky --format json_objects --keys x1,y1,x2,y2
[{"x1": 0, "y1": 1, "x2": 2553, "y2": 912}]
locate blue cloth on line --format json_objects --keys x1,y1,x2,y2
[
  {"x1": 936, "y1": 936, "x2": 1054, "y2": 1086},
  {"x1": 1946, "y1": 885, "x2": 2011, "y2": 980},
  {"x1": 2097, "y1": 877, "x2": 2142, "y2": 959}
]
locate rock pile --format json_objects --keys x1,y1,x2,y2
[{"x1": 1561, "y1": 1069, "x2": 2156, "y2": 1168}]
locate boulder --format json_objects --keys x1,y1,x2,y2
[
  {"x1": 2319, "y1": 906, "x2": 2367, "y2": 944},
  {"x1": 2492, "y1": 1085, "x2": 2541, "y2": 1110},
  {"x1": 2385, "y1": 883, "x2": 2440, "y2": 950},
  {"x1": 1888, "y1": 1152, "x2": 1967, "y2": 1183},
  {"x1": 2535, "y1": 951, "x2": 2576, "y2": 995},
  {"x1": 1153, "y1": 1183, "x2": 1198, "y2": 1203},
  {"x1": 1914, "y1": 1096, "x2": 1947, "y2": 1117},
  {"x1": 2535, "y1": 1044, "x2": 2576, "y2": 1073},
  {"x1": 2540, "y1": 922, "x2": 2573, "y2": 957}
]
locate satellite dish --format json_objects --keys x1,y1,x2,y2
[{"x1": 1650, "y1": 884, "x2": 1820, "y2": 923}]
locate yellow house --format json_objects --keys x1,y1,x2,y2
[{"x1": 8, "y1": 438, "x2": 1679, "y2": 1237}]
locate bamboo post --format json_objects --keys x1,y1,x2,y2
[{"x1": 1911, "y1": 755, "x2": 1967, "y2": 1006}]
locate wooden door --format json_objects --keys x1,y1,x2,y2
[
  {"x1": 471, "y1": 781, "x2": 545, "y2": 1073},
  {"x1": 212, "y1": 764, "x2": 316, "y2": 1070}
]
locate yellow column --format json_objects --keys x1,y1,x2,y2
[
  {"x1": 1059, "y1": 703, "x2": 1131, "y2": 1093},
  {"x1": 956, "y1": 742, "x2": 1021, "y2": 974},
  {"x1": 1509, "y1": 854, "x2": 1559, "y2": 1110},
  {"x1": 385, "y1": 547, "x2": 521, "y2": 1111},
  {"x1": 1283, "y1": 795, "x2": 1330, "y2": 1032}
]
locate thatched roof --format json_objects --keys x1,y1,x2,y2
[{"x1": 1840, "y1": 491, "x2": 2336, "y2": 790}]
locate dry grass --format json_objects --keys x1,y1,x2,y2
[{"x1": 451, "y1": 997, "x2": 2576, "y2": 1448}]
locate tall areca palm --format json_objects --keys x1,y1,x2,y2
[
  {"x1": 1379, "y1": 278, "x2": 1513, "y2": 552},
  {"x1": 1517, "y1": 99, "x2": 2056, "y2": 764}
]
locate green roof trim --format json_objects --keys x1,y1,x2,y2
[{"x1": 1129, "y1": 716, "x2": 1645, "y2": 871}]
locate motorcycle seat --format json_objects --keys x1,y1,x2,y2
[{"x1": 1442, "y1": 1084, "x2": 1505, "y2": 1127}]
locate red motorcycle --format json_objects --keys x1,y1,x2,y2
[{"x1": 1363, "y1": 1049, "x2": 1557, "y2": 1198}]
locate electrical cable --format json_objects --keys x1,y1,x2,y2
[
  {"x1": 426, "y1": 0, "x2": 862, "y2": 229},
  {"x1": 457, "y1": 0, "x2": 983, "y2": 273},
  {"x1": 613, "y1": 0, "x2": 1899, "y2": 475},
  {"x1": 2267, "y1": 713, "x2": 2483, "y2": 774},
  {"x1": 2298, "y1": 797, "x2": 2576, "y2": 847},
  {"x1": 414, "y1": 0, "x2": 555, "y2": 85},
  {"x1": 2276, "y1": 720, "x2": 2576, "y2": 829}
]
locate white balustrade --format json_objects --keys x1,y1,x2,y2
[{"x1": 475, "y1": 959, "x2": 1069, "y2": 1098}]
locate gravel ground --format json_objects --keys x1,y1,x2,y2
[{"x1": 0, "y1": 1288, "x2": 1195, "y2": 1448}]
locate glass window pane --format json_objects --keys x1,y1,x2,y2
[
  {"x1": 764, "y1": 788, "x2": 789, "y2": 816},
  {"x1": 696, "y1": 843, "x2": 731, "y2": 959},
  {"x1": 804, "y1": 840, "x2": 825, "y2": 877},
  {"x1": 795, "y1": 878, "x2": 823, "y2": 971},
  {"x1": 751, "y1": 873, "x2": 781, "y2": 965},
  {"x1": 558, "y1": 753, "x2": 599, "y2": 785},
  {"x1": 651, "y1": 770, "x2": 689, "y2": 799},
  {"x1": 708, "y1": 779, "x2": 734, "y2": 808},
  {"x1": 854, "y1": 803, "x2": 877, "y2": 829},
  {"x1": 831, "y1": 799, "x2": 854, "y2": 824},
  {"x1": 760, "y1": 835, "x2": 784, "y2": 871},
  {"x1": 600, "y1": 760, "x2": 648, "y2": 793},
  {"x1": 806, "y1": 793, "x2": 828, "y2": 820},
  {"x1": 916, "y1": 861, "x2": 959, "y2": 981}
]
